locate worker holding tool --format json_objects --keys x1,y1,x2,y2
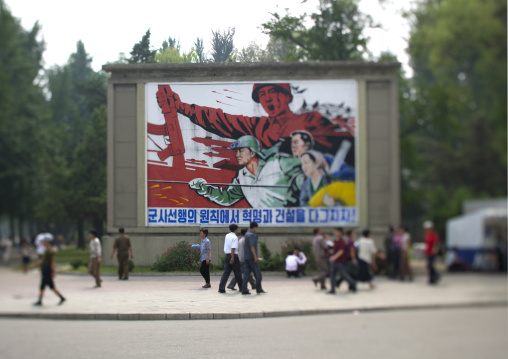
[{"x1": 188, "y1": 135, "x2": 304, "y2": 208}]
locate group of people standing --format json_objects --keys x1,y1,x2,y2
[
  {"x1": 199, "y1": 221, "x2": 266, "y2": 295},
  {"x1": 312, "y1": 227, "x2": 384, "y2": 294},
  {"x1": 311, "y1": 222, "x2": 442, "y2": 293},
  {"x1": 385, "y1": 226, "x2": 413, "y2": 282},
  {"x1": 384, "y1": 221, "x2": 441, "y2": 285}
]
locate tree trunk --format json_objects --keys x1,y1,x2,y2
[
  {"x1": 17, "y1": 215, "x2": 24, "y2": 244},
  {"x1": 8, "y1": 214, "x2": 15, "y2": 240},
  {"x1": 93, "y1": 215, "x2": 103, "y2": 239},
  {"x1": 77, "y1": 219, "x2": 85, "y2": 249}
]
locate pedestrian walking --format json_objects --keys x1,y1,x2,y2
[
  {"x1": 336, "y1": 229, "x2": 358, "y2": 289},
  {"x1": 328, "y1": 227, "x2": 356, "y2": 294},
  {"x1": 34, "y1": 231, "x2": 53, "y2": 258},
  {"x1": 227, "y1": 228, "x2": 256, "y2": 290},
  {"x1": 218, "y1": 224, "x2": 243, "y2": 293},
  {"x1": 312, "y1": 228, "x2": 329, "y2": 290},
  {"x1": 88, "y1": 229, "x2": 102, "y2": 288},
  {"x1": 384, "y1": 226, "x2": 394, "y2": 277},
  {"x1": 199, "y1": 228, "x2": 211, "y2": 288},
  {"x1": 1, "y1": 236, "x2": 12, "y2": 264},
  {"x1": 399, "y1": 226, "x2": 413, "y2": 281},
  {"x1": 110, "y1": 228, "x2": 133, "y2": 280},
  {"x1": 241, "y1": 221, "x2": 266, "y2": 295},
  {"x1": 424, "y1": 221, "x2": 441, "y2": 284},
  {"x1": 390, "y1": 227, "x2": 403, "y2": 279},
  {"x1": 355, "y1": 229, "x2": 385, "y2": 289},
  {"x1": 21, "y1": 240, "x2": 31, "y2": 273},
  {"x1": 31, "y1": 239, "x2": 65, "y2": 306}
]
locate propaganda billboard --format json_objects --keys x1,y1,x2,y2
[{"x1": 145, "y1": 80, "x2": 358, "y2": 227}]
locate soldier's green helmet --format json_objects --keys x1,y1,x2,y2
[{"x1": 230, "y1": 135, "x2": 261, "y2": 156}]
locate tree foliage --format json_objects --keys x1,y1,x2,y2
[
  {"x1": 210, "y1": 27, "x2": 236, "y2": 62},
  {"x1": 37, "y1": 41, "x2": 107, "y2": 246},
  {"x1": 155, "y1": 47, "x2": 197, "y2": 64},
  {"x1": 262, "y1": 0, "x2": 376, "y2": 61},
  {"x1": 194, "y1": 37, "x2": 206, "y2": 63},
  {"x1": 0, "y1": 2, "x2": 49, "y2": 236},
  {"x1": 129, "y1": 29, "x2": 156, "y2": 63},
  {"x1": 401, "y1": 0, "x2": 507, "y2": 235},
  {"x1": 160, "y1": 36, "x2": 180, "y2": 52}
]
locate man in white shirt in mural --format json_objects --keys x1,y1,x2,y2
[{"x1": 189, "y1": 135, "x2": 304, "y2": 208}]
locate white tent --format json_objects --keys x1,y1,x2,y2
[
  {"x1": 446, "y1": 208, "x2": 507, "y2": 270},
  {"x1": 447, "y1": 208, "x2": 507, "y2": 248}
]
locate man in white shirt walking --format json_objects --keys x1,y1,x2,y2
[
  {"x1": 218, "y1": 224, "x2": 244, "y2": 293},
  {"x1": 227, "y1": 228, "x2": 256, "y2": 290},
  {"x1": 88, "y1": 229, "x2": 102, "y2": 288}
]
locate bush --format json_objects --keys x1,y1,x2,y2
[
  {"x1": 259, "y1": 242, "x2": 272, "y2": 260},
  {"x1": 258, "y1": 243, "x2": 284, "y2": 271},
  {"x1": 128, "y1": 260, "x2": 135, "y2": 272},
  {"x1": 70, "y1": 259, "x2": 82, "y2": 269},
  {"x1": 217, "y1": 254, "x2": 226, "y2": 270},
  {"x1": 151, "y1": 241, "x2": 201, "y2": 272}
]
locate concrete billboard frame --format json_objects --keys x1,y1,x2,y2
[{"x1": 102, "y1": 62, "x2": 400, "y2": 266}]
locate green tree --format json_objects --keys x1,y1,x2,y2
[
  {"x1": 210, "y1": 27, "x2": 235, "y2": 62},
  {"x1": 43, "y1": 42, "x2": 107, "y2": 247},
  {"x1": 262, "y1": 0, "x2": 376, "y2": 61},
  {"x1": 72, "y1": 105, "x2": 107, "y2": 240},
  {"x1": 129, "y1": 29, "x2": 156, "y2": 63},
  {"x1": 194, "y1": 37, "x2": 207, "y2": 63},
  {"x1": 155, "y1": 47, "x2": 198, "y2": 63},
  {"x1": 161, "y1": 36, "x2": 180, "y2": 51},
  {"x1": 0, "y1": 1, "x2": 50, "y2": 238},
  {"x1": 235, "y1": 42, "x2": 267, "y2": 62},
  {"x1": 401, "y1": 0, "x2": 507, "y2": 236},
  {"x1": 264, "y1": 37, "x2": 300, "y2": 62}
]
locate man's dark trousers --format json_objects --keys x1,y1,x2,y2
[
  {"x1": 219, "y1": 254, "x2": 243, "y2": 291},
  {"x1": 228, "y1": 261, "x2": 256, "y2": 289},
  {"x1": 200, "y1": 260, "x2": 210, "y2": 284},
  {"x1": 242, "y1": 259, "x2": 263, "y2": 293},
  {"x1": 117, "y1": 252, "x2": 129, "y2": 279},
  {"x1": 427, "y1": 255, "x2": 440, "y2": 283}
]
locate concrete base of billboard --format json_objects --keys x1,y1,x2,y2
[{"x1": 101, "y1": 228, "x2": 389, "y2": 267}]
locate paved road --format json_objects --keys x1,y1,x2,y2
[{"x1": 0, "y1": 307, "x2": 506, "y2": 359}]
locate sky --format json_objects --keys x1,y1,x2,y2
[{"x1": 5, "y1": 0, "x2": 411, "y2": 73}]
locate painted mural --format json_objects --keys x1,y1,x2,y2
[{"x1": 145, "y1": 80, "x2": 358, "y2": 226}]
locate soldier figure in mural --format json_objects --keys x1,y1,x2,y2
[
  {"x1": 154, "y1": 83, "x2": 354, "y2": 154},
  {"x1": 188, "y1": 135, "x2": 304, "y2": 208}
]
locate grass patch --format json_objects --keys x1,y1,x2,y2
[
  {"x1": 54, "y1": 245, "x2": 89, "y2": 264},
  {"x1": 59, "y1": 265, "x2": 155, "y2": 274}
]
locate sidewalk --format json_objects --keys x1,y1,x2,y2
[{"x1": 0, "y1": 267, "x2": 505, "y2": 320}]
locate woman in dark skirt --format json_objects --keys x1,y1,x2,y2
[{"x1": 355, "y1": 229, "x2": 385, "y2": 289}]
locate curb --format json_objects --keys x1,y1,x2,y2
[
  {"x1": 1, "y1": 301, "x2": 505, "y2": 321},
  {"x1": 55, "y1": 271, "x2": 288, "y2": 277}
]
